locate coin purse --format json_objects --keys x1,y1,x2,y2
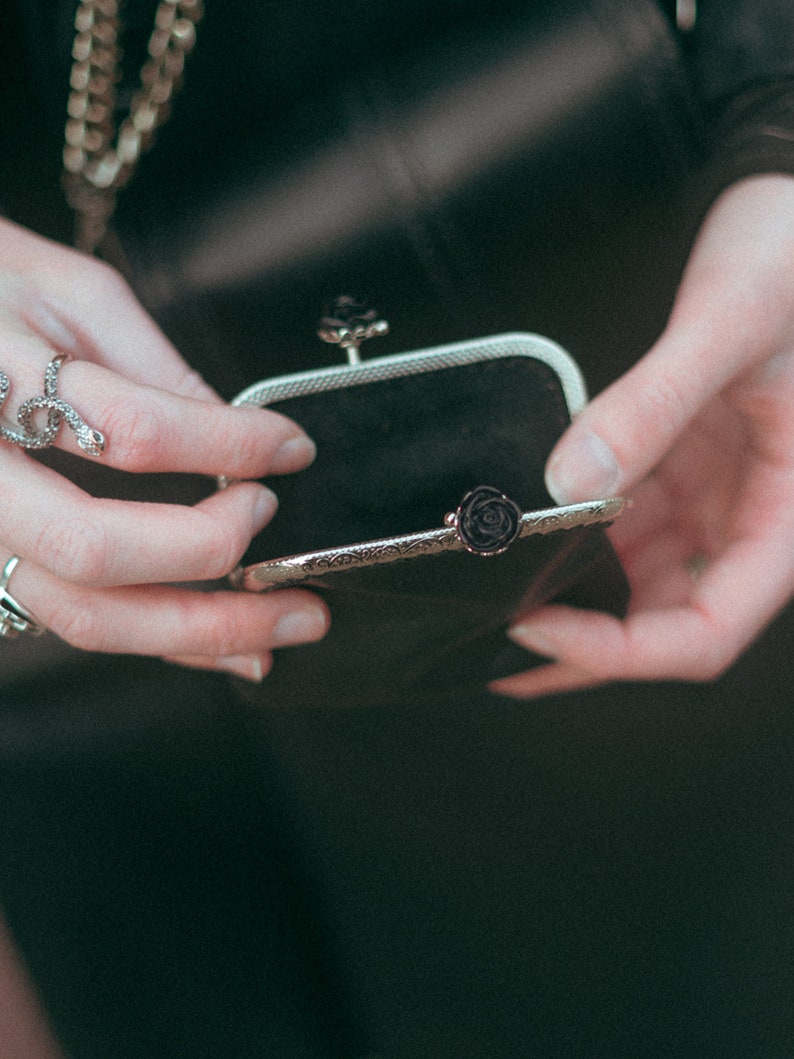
[{"x1": 221, "y1": 311, "x2": 630, "y2": 707}]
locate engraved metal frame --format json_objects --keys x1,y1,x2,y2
[{"x1": 241, "y1": 498, "x2": 626, "y2": 590}]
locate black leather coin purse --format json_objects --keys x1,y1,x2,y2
[{"x1": 221, "y1": 304, "x2": 630, "y2": 707}]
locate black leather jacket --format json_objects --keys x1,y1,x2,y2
[{"x1": 3, "y1": 0, "x2": 794, "y2": 242}]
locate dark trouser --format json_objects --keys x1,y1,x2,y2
[{"x1": 2, "y1": 603, "x2": 793, "y2": 1058}]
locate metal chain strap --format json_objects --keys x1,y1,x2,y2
[{"x1": 62, "y1": 0, "x2": 204, "y2": 255}]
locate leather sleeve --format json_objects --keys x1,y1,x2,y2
[
  {"x1": 706, "y1": 79, "x2": 794, "y2": 195},
  {"x1": 675, "y1": 1, "x2": 794, "y2": 199},
  {"x1": 687, "y1": 0, "x2": 794, "y2": 100}
]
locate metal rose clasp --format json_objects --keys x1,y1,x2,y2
[
  {"x1": 317, "y1": 295, "x2": 389, "y2": 365},
  {"x1": 445, "y1": 485, "x2": 523, "y2": 556}
]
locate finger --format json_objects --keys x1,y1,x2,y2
[
  {"x1": 6, "y1": 556, "x2": 329, "y2": 657},
  {"x1": 1, "y1": 222, "x2": 315, "y2": 475},
  {"x1": 490, "y1": 661, "x2": 610, "y2": 699},
  {"x1": 545, "y1": 177, "x2": 794, "y2": 505},
  {"x1": 545, "y1": 331, "x2": 745, "y2": 505},
  {"x1": 0, "y1": 342, "x2": 314, "y2": 477},
  {"x1": 162, "y1": 653, "x2": 273, "y2": 682},
  {"x1": 60, "y1": 359, "x2": 316, "y2": 475},
  {"x1": 508, "y1": 527, "x2": 793, "y2": 684},
  {"x1": 3, "y1": 220, "x2": 221, "y2": 402},
  {"x1": 507, "y1": 604, "x2": 692, "y2": 683},
  {"x1": 621, "y1": 527, "x2": 700, "y2": 609},
  {"x1": 606, "y1": 478, "x2": 671, "y2": 552},
  {"x1": 4, "y1": 456, "x2": 278, "y2": 586},
  {"x1": 513, "y1": 425, "x2": 794, "y2": 686}
]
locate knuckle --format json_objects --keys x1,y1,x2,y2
[
  {"x1": 235, "y1": 419, "x2": 271, "y2": 469},
  {"x1": 218, "y1": 409, "x2": 272, "y2": 470},
  {"x1": 52, "y1": 596, "x2": 106, "y2": 651},
  {"x1": 78, "y1": 255, "x2": 131, "y2": 303},
  {"x1": 189, "y1": 491, "x2": 260, "y2": 579},
  {"x1": 227, "y1": 406, "x2": 299, "y2": 475},
  {"x1": 642, "y1": 373, "x2": 691, "y2": 443},
  {"x1": 188, "y1": 605, "x2": 243, "y2": 658},
  {"x1": 199, "y1": 624, "x2": 236, "y2": 659},
  {"x1": 191, "y1": 521, "x2": 246, "y2": 580},
  {"x1": 681, "y1": 642, "x2": 736, "y2": 683},
  {"x1": 37, "y1": 514, "x2": 112, "y2": 585},
  {"x1": 100, "y1": 397, "x2": 171, "y2": 471}
]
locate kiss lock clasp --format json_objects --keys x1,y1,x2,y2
[{"x1": 317, "y1": 295, "x2": 389, "y2": 365}]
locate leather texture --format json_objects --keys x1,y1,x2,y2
[{"x1": 112, "y1": 0, "x2": 704, "y2": 398}]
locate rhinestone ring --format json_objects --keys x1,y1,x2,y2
[{"x1": 0, "y1": 355, "x2": 105, "y2": 455}]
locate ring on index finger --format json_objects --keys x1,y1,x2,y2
[{"x1": 0, "y1": 354, "x2": 105, "y2": 456}]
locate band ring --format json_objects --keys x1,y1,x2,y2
[{"x1": 0, "y1": 556, "x2": 46, "y2": 639}]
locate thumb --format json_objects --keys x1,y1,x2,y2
[
  {"x1": 545, "y1": 176, "x2": 794, "y2": 504},
  {"x1": 544, "y1": 327, "x2": 720, "y2": 503}
]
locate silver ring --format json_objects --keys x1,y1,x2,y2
[
  {"x1": 0, "y1": 355, "x2": 105, "y2": 456},
  {"x1": 0, "y1": 556, "x2": 46, "y2": 639}
]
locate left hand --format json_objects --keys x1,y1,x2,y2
[
  {"x1": 493, "y1": 174, "x2": 794, "y2": 698},
  {"x1": 0, "y1": 220, "x2": 328, "y2": 681}
]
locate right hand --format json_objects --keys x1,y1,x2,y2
[
  {"x1": 0, "y1": 219, "x2": 328, "y2": 682},
  {"x1": 495, "y1": 175, "x2": 794, "y2": 698}
]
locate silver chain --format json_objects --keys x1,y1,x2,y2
[{"x1": 62, "y1": 0, "x2": 204, "y2": 255}]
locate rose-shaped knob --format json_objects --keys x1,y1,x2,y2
[
  {"x1": 446, "y1": 486, "x2": 522, "y2": 555},
  {"x1": 317, "y1": 295, "x2": 389, "y2": 364}
]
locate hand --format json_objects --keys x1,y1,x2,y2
[
  {"x1": 494, "y1": 175, "x2": 794, "y2": 698},
  {"x1": 0, "y1": 220, "x2": 328, "y2": 681}
]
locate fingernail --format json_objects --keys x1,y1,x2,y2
[
  {"x1": 253, "y1": 487, "x2": 279, "y2": 532},
  {"x1": 507, "y1": 621, "x2": 557, "y2": 658},
  {"x1": 215, "y1": 654, "x2": 269, "y2": 682},
  {"x1": 545, "y1": 432, "x2": 620, "y2": 504},
  {"x1": 269, "y1": 435, "x2": 317, "y2": 474},
  {"x1": 272, "y1": 604, "x2": 328, "y2": 647}
]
